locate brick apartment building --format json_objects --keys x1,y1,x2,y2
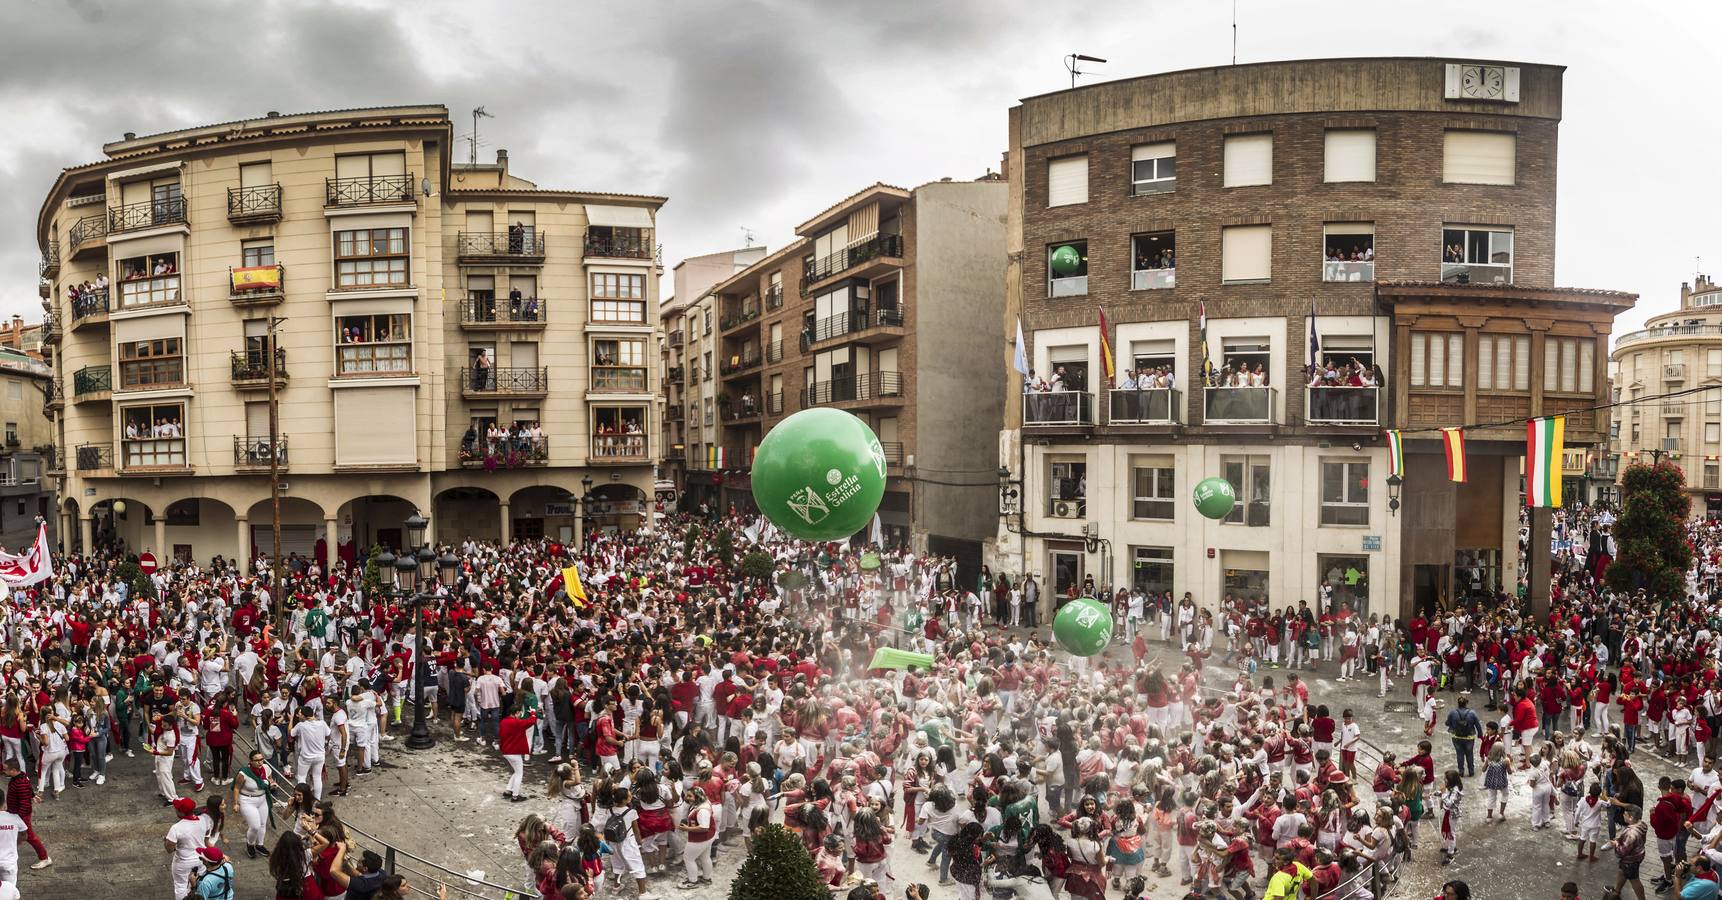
[
  {"x1": 693, "y1": 180, "x2": 1007, "y2": 565},
  {"x1": 997, "y1": 57, "x2": 1633, "y2": 618}
]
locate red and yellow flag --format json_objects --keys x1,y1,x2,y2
[
  {"x1": 1097, "y1": 308, "x2": 1116, "y2": 386},
  {"x1": 230, "y1": 265, "x2": 281, "y2": 292},
  {"x1": 1442, "y1": 427, "x2": 1467, "y2": 482},
  {"x1": 561, "y1": 564, "x2": 588, "y2": 608}
]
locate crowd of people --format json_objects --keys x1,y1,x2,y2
[{"x1": 460, "y1": 420, "x2": 550, "y2": 467}]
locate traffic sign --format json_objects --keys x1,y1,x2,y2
[{"x1": 138, "y1": 551, "x2": 157, "y2": 574}]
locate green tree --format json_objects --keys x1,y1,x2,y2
[
  {"x1": 361, "y1": 544, "x2": 387, "y2": 596},
  {"x1": 1605, "y1": 460, "x2": 1692, "y2": 603},
  {"x1": 117, "y1": 560, "x2": 156, "y2": 601},
  {"x1": 683, "y1": 524, "x2": 701, "y2": 557},
  {"x1": 713, "y1": 527, "x2": 735, "y2": 569},
  {"x1": 740, "y1": 550, "x2": 774, "y2": 583},
  {"x1": 729, "y1": 824, "x2": 828, "y2": 900}
]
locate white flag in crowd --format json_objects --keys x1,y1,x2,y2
[{"x1": 0, "y1": 523, "x2": 53, "y2": 587}]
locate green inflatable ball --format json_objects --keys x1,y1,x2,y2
[
  {"x1": 1193, "y1": 475, "x2": 1237, "y2": 520},
  {"x1": 1049, "y1": 244, "x2": 1083, "y2": 276},
  {"x1": 1053, "y1": 597, "x2": 1113, "y2": 657},
  {"x1": 752, "y1": 408, "x2": 888, "y2": 541}
]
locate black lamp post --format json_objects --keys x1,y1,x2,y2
[
  {"x1": 1386, "y1": 474, "x2": 1404, "y2": 516},
  {"x1": 579, "y1": 475, "x2": 595, "y2": 547},
  {"x1": 394, "y1": 511, "x2": 452, "y2": 750}
]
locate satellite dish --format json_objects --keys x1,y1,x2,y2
[{"x1": 422, "y1": 178, "x2": 433, "y2": 197}]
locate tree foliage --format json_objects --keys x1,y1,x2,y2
[
  {"x1": 740, "y1": 550, "x2": 774, "y2": 582},
  {"x1": 729, "y1": 824, "x2": 828, "y2": 900},
  {"x1": 683, "y1": 524, "x2": 701, "y2": 557},
  {"x1": 713, "y1": 527, "x2": 735, "y2": 569},
  {"x1": 1604, "y1": 460, "x2": 1692, "y2": 603},
  {"x1": 117, "y1": 560, "x2": 156, "y2": 601}
]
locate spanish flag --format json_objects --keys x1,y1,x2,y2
[
  {"x1": 1097, "y1": 308, "x2": 1116, "y2": 386},
  {"x1": 562, "y1": 564, "x2": 588, "y2": 608},
  {"x1": 230, "y1": 265, "x2": 281, "y2": 292},
  {"x1": 1442, "y1": 427, "x2": 1467, "y2": 483}
]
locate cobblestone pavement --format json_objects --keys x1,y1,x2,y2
[{"x1": 23, "y1": 630, "x2": 1681, "y2": 900}]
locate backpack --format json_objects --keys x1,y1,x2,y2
[
  {"x1": 1043, "y1": 846, "x2": 1070, "y2": 878},
  {"x1": 602, "y1": 806, "x2": 630, "y2": 844}
]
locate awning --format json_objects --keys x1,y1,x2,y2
[{"x1": 584, "y1": 204, "x2": 654, "y2": 229}]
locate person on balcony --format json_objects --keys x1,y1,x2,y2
[
  {"x1": 508, "y1": 285, "x2": 524, "y2": 319},
  {"x1": 472, "y1": 350, "x2": 492, "y2": 391},
  {"x1": 508, "y1": 221, "x2": 525, "y2": 255}
]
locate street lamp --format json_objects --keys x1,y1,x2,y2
[
  {"x1": 578, "y1": 476, "x2": 595, "y2": 547},
  {"x1": 1386, "y1": 474, "x2": 1403, "y2": 516}
]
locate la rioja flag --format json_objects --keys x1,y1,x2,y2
[{"x1": 0, "y1": 523, "x2": 54, "y2": 587}]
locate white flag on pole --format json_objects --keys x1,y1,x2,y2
[
  {"x1": 1012, "y1": 318, "x2": 1030, "y2": 377},
  {"x1": 0, "y1": 523, "x2": 54, "y2": 587}
]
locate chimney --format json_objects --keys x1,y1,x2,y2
[
  {"x1": 496, "y1": 149, "x2": 508, "y2": 175},
  {"x1": 266, "y1": 111, "x2": 281, "y2": 118},
  {"x1": 123, "y1": 132, "x2": 136, "y2": 141}
]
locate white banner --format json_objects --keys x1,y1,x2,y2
[{"x1": 0, "y1": 524, "x2": 53, "y2": 587}]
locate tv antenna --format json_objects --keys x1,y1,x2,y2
[
  {"x1": 1232, "y1": 0, "x2": 1239, "y2": 65},
  {"x1": 469, "y1": 106, "x2": 495, "y2": 165},
  {"x1": 1065, "y1": 53, "x2": 1107, "y2": 90},
  {"x1": 740, "y1": 226, "x2": 757, "y2": 247}
]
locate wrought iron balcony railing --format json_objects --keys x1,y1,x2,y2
[
  {"x1": 109, "y1": 197, "x2": 186, "y2": 233},
  {"x1": 325, "y1": 173, "x2": 415, "y2": 206}
]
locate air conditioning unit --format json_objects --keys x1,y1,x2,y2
[{"x1": 1051, "y1": 500, "x2": 1080, "y2": 518}]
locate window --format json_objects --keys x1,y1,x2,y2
[
  {"x1": 1047, "y1": 155, "x2": 1089, "y2": 206},
  {"x1": 1323, "y1": 129, "x2": 1376, "y2": 182},
  {"x1": 118, "y1": 337, "x2": 184, "y2": 389},
  {"x1": 1442, "y1": 130, "x2": 1516, "y2": 185},
  {"x1": 1710, "y1": 349, "x2": 1722, "y2": 378},
  {"x1": 1047, "y1": 460, "x2": 1087, "y2": 517},
  {"x1": 1320, "y1": 460, "x2": 1370, "y2": 526},
  {"x1": 1442, "y1": 227, "x2": 1514, "y2": 285},
  {"x1": 592, "y1": 338, "x2": 647, "y2": 392},
  {"x1": 241, "y1": 238, "x2": 275, "y2": 268},
  {"x1": 1667, "y1": 420, "x2": 1682, "y2": 440},
  {"x1": 1707, "y1": 423, "x2": 1719, "y2": 444},
  {"x1": 333, "y1": 228, "x2": 409, "y2": 289},
  {"x1": 1131, "y1": 458, "x2": 1176, "y2": 520},
  {"x1": 1544, "y1": 338, "x2": 1596, "y2": 395},
  {"x1": 1131, "y1": 546, "x2": 1174, "y2": 594},
  {"x1": 1047, "y1": 241, "x2": 1088, "y2": 297},
  {"x1": 1221, "y1": 225, "x2": 1271, "y2": 283},
  {"x1": 703, "y1": 351, "x2": 713, "y2": 381},
  {"x1": 1709, "y1": 464, "x2": 1720, "y2": 490},
  {"x1": 1410, "y1": 333, "x2": 1464, "y2": 388},
  {"x1": 120, "y1": 403, "x2": 187, "y2": 468},
  {"x1": 1130, "y1": 232, "x2": 1176, "y2": 290},
  {"x1": 591, "y1": 272, "x2": 647, "y2": 323},
  {"x1": 1130, "y1": 143, "x2": 1176, "y2": 195},
  {"x1": 1476, "y1": 335, "x2": 1530, "y2": 391},
  {"x1": 4, "y1": 382, "x2": 18, "y2": 401},
  {"x1": 116, "y1": 252, "x2": 181, "y2": 308},
  {"x1": 335, "y1": 313, "x2": 412, "y2": 374},
  {"x1": 592, "y1": 407, "x2": 647, "y2": 458},
  {"x1": 1220, "y1": 454, "x2": 1271, "y2": 526},
  {"x1": 1631, "y1": 421, "x2": 1641, "y2": 443},
  {"x1": 1223, "y1": 133, "x2": 1273, "y2": 187},
  {"x1": 1708, "y1": 398, "x2": 1721, "y2": 416},
  {"x1": 1322, "y1": 223, "x2": 1374, "y2": 282},
  {"x1": 2, "y1": 423, "x2": 14, "y2": 444}
]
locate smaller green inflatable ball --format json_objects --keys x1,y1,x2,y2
[
  {"x1": 1052, "y1": 597, "x2": 1113, "y2": 657},
  {"x1": 1193, "y1": 476, "x2": 1237, "y2": 520},
  {"x1": 752, "y1": 408, "x2": 888, "y2": 541},
  {"x1": 1049, "y1": 244, "x2": 1084, "y2": 276}
]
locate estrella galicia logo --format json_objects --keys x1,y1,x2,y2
[
  {"x1": 787, "y1": 486, "x2": 830, "y2": 525},
  {"x1": 867, "y1": 437, "x2": 887, "y2": 480}
]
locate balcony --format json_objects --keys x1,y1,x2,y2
[
  {"x1": 765, "y1": 284, "x2": 784, "y2": 310},
  {"x1": 230, "y1": 264, "x2": 285, "y2": 305},
  {"x1": 108, "y1": 197, "x2": 186, "y2": 234},
  {"x1": 458, "y1": 298, "x2": 547, "y2": 330},
  {"x1": 1107, "y1": 388, "x2": 1181, "y2": 425},
  {"x1": 1203, "y1": 386, "x2": 1277, "y2": 424},
  {"x1": 583, "y1": 229, "x2": 652, "y2": 260},
  {"x1": 665, "y1": 405, "x2": 685, "y2": 421},
  {"x1": 233, "y1": 435, "x2": 289, "y2": 471},
  {"x1": 75, "y1": 443, "x2": 113, "y2": 473},
  {"x1": 722, "y1": 400, "x2": 762, "y2": 423},
  {"x1": 1024, "y1": 391, "x2": 1094, "y2": 426},
  {"x1": 721, "y1": 352, "x2": 762, "y2": 378},
  {"x1": 766, "y1": 391, "x2": 785, "y2": 415},
  {"x1": 801, "y1": 233, "x2": 904, "y2": 291},
  {"x1": 120, "y1": 436, "x2": 189, "y2": 473},
  {"x1": 591, "y1": 433, "x2": 649, "y2": 461},
  {"x1": 457, "y1": 230, "x2": 546, "y2": 264},
  {"x1": 38, "y1": 243, "x2": 60, "y2": 280},
  {"x1": 667, "y1": 331, "x2": 684, "y2": 349},
  {"x1": 1665, "y1": 364, "x2": 1687, "y2": 381},
  {"x1": 803, "y1": 371, "x2": 904, "y2": 407},
  {"x1": 459, "y1": 435, "x2": 548, "y2": 469},
  {"x1": 227, "y1": 184, "x2": 282, "y2": 224},
  {"x1": 721, "y1": 304, "x2": 761, "y2": 333},
  {"x1": 461, "y1": 366, "x2": 548, "y2": 398},
  {"x1": 231, "y1": 348, "x2": 288, "y2": 390},
  {"x1": 1323, "y1": 260, "x2": 1374, "y2": 283},
  {"x1": 801, "y1": 307, "x2": 906, "y2": 350},
  {"x1": 42, "y1": 379, "x2": 63, "y2": 411},
  {"x1": 41, "y1": 314, "x2": 60, "y2": 345},
  {"x1": 1049, "y1": 275, "x2": 1088, "y2": 298},
  {"x1": 68, "y1": 213, "x2": 107, "y2": 257},
  {"x1": 764, "y1": 340, "x2": 784, "y2": 364},
  {"x1": 880, "y1": 442, "x2": 904, "y2": 467},
  {"x1": 1305, "y1": 386, "x2": 1379, "y2": 426},
  {"x1": 1440, "y1": 262, "x2": 1512, "y2": 286},
  {"x1": 1130, "y1": 267, "x2": 1176, "y2": 291},
  {"x1": 591, "y1": 366, "x2": 648, "y2": 393},
  {"x1": 72, "y1": 365, "x2": 112, "y2": 402},
  {"x1": 1616, "y1": 324, "x2": 1722, "y2": 347},
  {"x1": 325, "y1": 173, "x2": 415, "y2": 207}
]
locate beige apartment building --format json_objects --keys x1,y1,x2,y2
[
  {"x1": 36, "y1": 105, "x2": 665, "y2": 564},
  {"x1": 1609, "y1": 274, "x2": 1722, "y2": 515}
]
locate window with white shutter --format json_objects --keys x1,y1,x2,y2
[
  {"x1": 1324, "y1": 130, "x2": 1377, "y2": 182},
  {"x1": 1047, "y1": 155, "x2": 1089, "y2": 207},
  {"x1": 1221, "y1": 225, "x2": 1272, "y2": 283},
  {"x1": 1223, "y1": 134, "x2": 1273, "y2": 187},
  {"x1": 1442, "y1": 131, "x2": 1516, "y2": 185}
]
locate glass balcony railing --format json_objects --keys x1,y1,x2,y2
[
  {"x1": 1440, "y1": 262, "x2": 1512, "y2": 285},
  {"x1": 1108, "y1": 388, "x2": 1180, "y2": 424},
  {"x1": 1203, "y1": 386, "x2": 1276, "y2": 423},
  {"x1": 1130, "y1": 268, "x2": 1175, "y2": 290},
  {"x1": 1049, "y1": 275, "x2": 1088, "y2": 298},
  {"x1": 1024, "y1": 391, "x2": 1094, "y2": 425},
  {"x1": 1323, "y1": 260, "x2": 1374, "y2": 282},
  {"x1": 1305, "y1": 386, "x2": 1379, "y2": 425}
]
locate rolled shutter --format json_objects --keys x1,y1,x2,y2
[
  {"x1": 1047, "y1": 156, "x2": 1089, "y2": 207},
  {"x1": 1443, "y1": 131, "x2": 1516, "y2": 185},
  {"x1": 1323, "y1": 130, "x2": 1376, "y2": 183},
  {"x1": 1221, "y1": 225, "x2": 1272, "y2": 282},
  {"x1": 1223, "y1": 134, "x2": 1273, "y2": 187}
]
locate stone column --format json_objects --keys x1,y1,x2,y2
[
  {"x1": 325, "y1": 516, "x2": 339, "y2": 567},
  {"x1": 574, "y1": 498, "x2": 585, "y2": 549},
  {"x1": 499, "y1": 500, "x2": 511, "y2": 544},
  {"x1": 154, "y1": 514, "x2": 167, "y2": 558},
  {"x1": 78, "y1": 516, "x2": 92, "y2": 555},
  {"x1": 236, "y1": 515, "x2": 250, "y2": 571}
]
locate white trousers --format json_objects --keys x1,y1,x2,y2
[
  {"x1": 36, "y1": 750, "x2": 65, "y2": 793},
  {"x1": 239, "y1": 793, "x2": 270, "y2": 845},
  {"x1": 295, "y1": 755, "x2": 324, "y2": 798},
  {"x1": 154, "y1": 753, "x2": 176, "y2": 800},
  {"x1": 505, "y1": 753, "x2": 525, "y2": 796},
  {"x1": 682, "y1": 837, "x2": 713, "y2": 881}
]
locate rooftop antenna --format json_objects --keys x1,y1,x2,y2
[
  {"x1": 470, "y1": 106, "x2": 495, "y2": 165},
  {"x1": 740, "y1": 226, "x2": 757, "y2": 247},
  {"x1": 1232, "y1": 0, "x2": 1238, "y2": 65},
  {"x1": 1065, "y1": 53, "x2": 1106, "y2": 90}
]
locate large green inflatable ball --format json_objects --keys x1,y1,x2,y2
[
  {"x1": 752, "y1": 408, "x2": 888, "y2": 541},
  {"x1": 1193, "y1": 476, "x2": 1237, "y2": 520},
  {"x1": 1049, "y1": 244, "x2": 1083, "y2": 276},
  {"x1": 1053, "y1": 597, "x2": 1113, "y2": 657}
]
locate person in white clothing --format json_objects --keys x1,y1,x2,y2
[
  {"x1": 290, "y1": 706, "x2": 329, "y2": 799},
  {"x1": 0, "y1": 805, "x2": 24, "y2": 882},
  {"x1": 676, "y1": 787, "x2": 716, "y2": 887},
  {"x1": 164, "y1": 797, "x2": 204, "y2": 900}
]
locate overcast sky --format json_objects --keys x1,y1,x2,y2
[{"x1": 2, "y1": 0, "x2": 1717, "y2": 338}]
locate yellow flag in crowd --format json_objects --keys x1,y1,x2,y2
[{"x1": 562, "y1": 564, "x2": 588, "y2": 608}]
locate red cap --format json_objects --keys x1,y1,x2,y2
[
  {"x1": 196, "y1": 846, "x2": 225, "y2": 863},
  {"x1": 172, "y1": 797, "x2": 197, "y2": 815}
]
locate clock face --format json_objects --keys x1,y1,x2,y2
[{"x1": 1461, "y1": 65, "x2": 1505, "y2": 99}]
